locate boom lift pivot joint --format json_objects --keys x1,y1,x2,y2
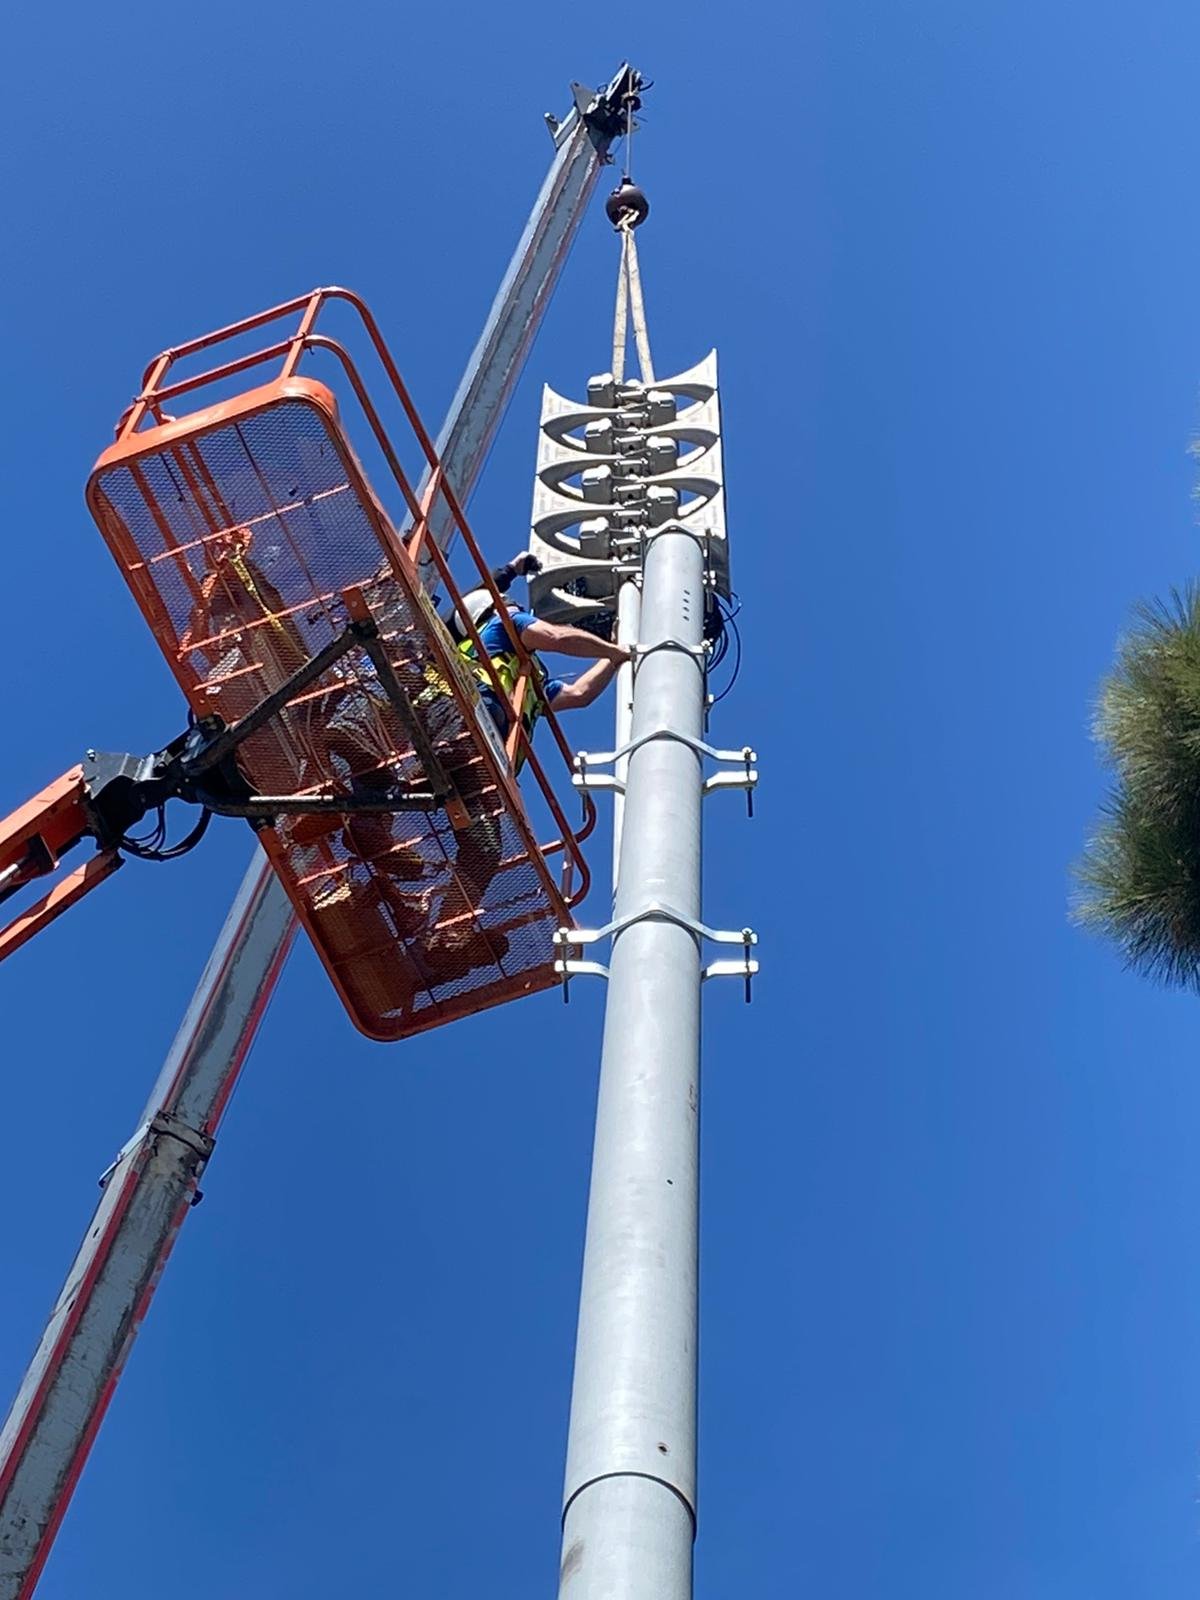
[{"x1": 0, "y1": 612, "x2": 456, "y2": 964}]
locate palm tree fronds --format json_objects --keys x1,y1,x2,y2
[{"x1": 1075, "y1": 584, "x2": 1200, "y2": 987}]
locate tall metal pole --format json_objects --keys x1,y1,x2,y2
[
  {"x1": 0, "y1": 65, "x2": 642, "y2": 1600},
  {"x1": 558, "y1": 521, "x2": 706, "y2": 1598},
  {"x1": 527, "y1": 194, "x2": 738, "y2": 1591},
  {"x1": 609, "y1": 579, "x2": 640, "y2": 887},
  {"x1": 526, "y1": 261, "x2": 733, "y2": 1591}
]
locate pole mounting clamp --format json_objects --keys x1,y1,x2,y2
[
  {"x1": 629, "y1": 638, "x2": 709, "y2": 674},
  {"x1": 554, "y1": 908, "x2": 758, "y2": 1003},
  {"x1": 574, "y1": 735, "x2": 758, "y2": 813}
]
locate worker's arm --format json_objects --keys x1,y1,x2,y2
[
  {"x1": 492, "y1": 550, "x2": 541, "y2": 592},
  {"x1": 546, "y1": 659, "x2": 620, "y2": 712},
  {"x1": 441, "y1": 553, "x2": 540, "y2": 639},
  {"x1": 519, "y1": 618, "x2": 631, "y2": 664}
]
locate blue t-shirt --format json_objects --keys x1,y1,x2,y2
[{"x1": 474, "y1": 608, "x2": 563, "y2": 728}]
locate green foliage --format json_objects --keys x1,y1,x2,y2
[{"x1": 1075, "y1": 587, "x2": 1200, "y2": 987}]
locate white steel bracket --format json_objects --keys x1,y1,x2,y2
[
  {"x1": 574, "y1": 734, "x2": 758, "y2": 814},
  {"x1": 554, "y1": 905, "x2": 758, "y2": 1003}
]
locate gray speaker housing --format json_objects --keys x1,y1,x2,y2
[{"x1": 527, "y1": 352, "x2": 729, "y2": 630}]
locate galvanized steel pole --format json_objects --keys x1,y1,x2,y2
[
  {"x1": 0, "y1": 66, "x2": 641, "y2": 1599},
  {"x1": 609, "y1": 579, "x2": 641, "y2": 887},
  {"x1": 528, "y1": 332, "x2": 733, "y2": 1596},
  {"x1": 558, "y1": 524, "x2": 706, "y2": 1598}
]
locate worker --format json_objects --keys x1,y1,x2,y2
[
  {"x1": 453, "y1": 560, "x2": 628, "y2": 748},
  {"x1": 179, "y1": 524, "x2": 332, "y2": 789},
  {"x1": 184, "y1": 527, "x2": 626, "y2": 984},
  {"x1": 417, "y1": 565, "x2": 630, "y2": 976}
]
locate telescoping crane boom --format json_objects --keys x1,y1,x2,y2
[{"x1": 0, "y1": 65, "x2": 642, "y2": 1600}]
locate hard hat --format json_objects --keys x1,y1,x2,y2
[
  {"x1": 448, "y1": 586, "x2": 498, "y2": 643},
  {"x1": 464, "y1": 588, "x2": 498, "y2": 627}
]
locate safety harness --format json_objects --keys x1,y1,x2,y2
[{"x1": 456, "y1": 624, "x2": 549, "y2": 769}]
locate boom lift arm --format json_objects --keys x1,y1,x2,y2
[
  {"x1": 0, "y1": 609, "x2": 461, "y2": 967},
  {"x1": 0, "y1": 767, "x2": 125, "y2": 964}
]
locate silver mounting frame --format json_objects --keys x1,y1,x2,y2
[
  {"x1": 574, "y1": 733, "x2": 758, "y2": 802},
  {"x1": 553, "y1": 904, "x2": 759, "y2": 996}
]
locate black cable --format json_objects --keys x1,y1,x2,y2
[
  {"x1": 708, "y1": 611, "x2": 730, "y2": 673},
  {"x1": 121, "y1": 804, "x2": 212, "y2": 862},
  {"x1": 153, "y1": 807, "x2": 213, "y2": 859},
  {"x1": 708, "y1": 592, "x2": 743, "y2": 706},
  {"x1": 121, "y1": 805, "x2": 167, "y2": 853},
  {"x1": 710, "y1": 612, "x2": 742, "y2": 705}
]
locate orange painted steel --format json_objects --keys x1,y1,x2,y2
[
  {"x1": 0, "y1": 768, "x2": 122, "y2": 961},
  {"x1": 86, "y1": 290, "x2": 595, "y2": 1042},
  {"x1": 0, "y1": 852, "x2": 122, "y2": 963}
]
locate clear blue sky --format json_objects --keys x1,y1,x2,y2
[{"x1": 3, "y1": 2, "x2": 1200, "y2": 1596}]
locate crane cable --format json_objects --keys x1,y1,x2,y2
[
  {"x1": 605, "y1": 123, "x2": 744, "y2": 706},
  {"x1": 610, "y1": 86, "x2": 654, "y2": 385},
  {"x1": 611, "y1": 227, "x2": 632, "y2": 382},
  {"x1": 614, "y1": 222, "x2": 654, "y2": 385}
]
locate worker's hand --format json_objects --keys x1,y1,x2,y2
[
  {"x1": 609, "y1": 642, "x2": 634, "y2": 666},
  {"x1": 510, "y1": 549, "x2": 541, "y2": 577}
]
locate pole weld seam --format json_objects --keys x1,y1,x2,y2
[{"x1": 561, "y1": 1469, "x2": 697, "y2": 1534}]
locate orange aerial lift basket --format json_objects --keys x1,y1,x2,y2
[{"x1": 85, "y1": 288, "x2": 594, "y2": 1041}]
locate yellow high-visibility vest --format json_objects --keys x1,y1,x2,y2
[{"x1": 457, "y1": 632, "x2": 549, "y2": 767}]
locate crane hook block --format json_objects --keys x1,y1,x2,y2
[
  {"x1": 84, "y1": 291, "x2": 592, "y2": 1042},
  {"x1": 605, "y1": 179, "x2": 650, "y2": 230}
]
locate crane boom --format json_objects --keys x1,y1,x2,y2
[{"x1": 0, "y1": 64, "x2": 641, "y2": 1599}]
